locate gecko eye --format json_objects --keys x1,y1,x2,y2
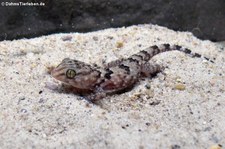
[{"x1": 66, "y1": 69, "x2": 76, "y2": 79}]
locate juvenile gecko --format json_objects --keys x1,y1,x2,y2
[{"x1": 51, "y1": 44, "x2": 214, "y2": 102}]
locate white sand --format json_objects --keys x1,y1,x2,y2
[{"x1": 0, "y1": 24, "x2": 224, "y2": 149}]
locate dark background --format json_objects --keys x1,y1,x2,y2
[{"x1": 0, "y1": 0, "x2": 225, "y2": 41}]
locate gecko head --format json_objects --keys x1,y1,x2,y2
[
  {"x1": 51, "y1": 58, "x2": 79, "y2": 82},
  {"x1": 51, "y1": 58, "x2": 101, "y2": 89}
]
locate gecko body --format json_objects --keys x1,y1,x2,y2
[{"x1": 51, "y1": 44, "x2": 213, "y2": 102}]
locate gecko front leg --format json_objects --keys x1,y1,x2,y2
[{"x1": 84, "y1": 87, "x2": 107, "y2": 103}]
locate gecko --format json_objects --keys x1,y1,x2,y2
[{"x1": 51, "y1": 44, "x2": 214, "y2": 102}]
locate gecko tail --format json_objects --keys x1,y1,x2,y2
[
  {"x1": 132, "y1": 44, "x2": 215, "y2": 63},
  {"x1": 170, "y1": 44, "x2": 215, "y2": 63}
]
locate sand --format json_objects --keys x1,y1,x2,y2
[{"x1": 0, "y1": 24, "x2": 224, "y2": 149}]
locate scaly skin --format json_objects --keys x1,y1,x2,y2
[{"x1": 51, "y1": 44, "x2": 214, "y2": 102}]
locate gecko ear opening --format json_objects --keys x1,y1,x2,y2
[{"x1": 66, "y1": 69, "x2": 76, "y2": 79}]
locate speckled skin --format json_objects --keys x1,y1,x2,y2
[{"x1": 51, "y1": 44, "x2": 213, "y2": 102}]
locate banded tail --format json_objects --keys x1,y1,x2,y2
[{"x1": 130, "y1": 44, "x2": 214, "y2": 63}]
